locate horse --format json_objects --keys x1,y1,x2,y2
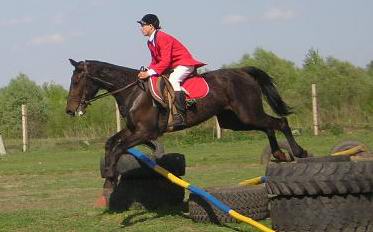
[{"x1": 65, "y1": 59, "x2": 308, "y2": 204}]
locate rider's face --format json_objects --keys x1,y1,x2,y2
[{"x1": 140, "y1": 24, "x2": 155, "y2": 37}]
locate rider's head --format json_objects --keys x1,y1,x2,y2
[{"x1": 137, "y1": 14, "x2": 160, "y2": 36}]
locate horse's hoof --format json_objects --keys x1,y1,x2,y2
[
  {"x1": 94, "y1": 188, "x2": 113, "y2": 208},
  {"x1": 295, "y1": 150, "x2": 309, "y2": 158},
  {"x1": 95, "y1": 195, "x2": 108, "y2": 208},
  {"x1": 273, "y1": 151, "x2": 294, "y2": 162}
]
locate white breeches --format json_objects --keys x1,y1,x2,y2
[{"x1": 169, "y1": 65, "x2": 194, "y2": 91}]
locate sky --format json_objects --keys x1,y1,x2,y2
[{"x1": 1, "y1": 0, "x2": 373, "y2": 88}]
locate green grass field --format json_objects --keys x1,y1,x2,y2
[{"x1": 0, "y1": 131, "x2": 372, "y2": 232}]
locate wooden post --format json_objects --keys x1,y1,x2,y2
[
  {"x1": 0, "y1": 134, "x2": 6, "y2": 155},
  {"x1": 22, "y1": 104, "x2": 28, "y2": 152},
  {"x1": 312, "y1": 84, "x2": 319, "y2": 136},
  {"x1": 215, "y1": 116, "x2": 222, "y2": 139},
  {"x1": 115, "y1": 102, "x2": 121, "y2": 132}
]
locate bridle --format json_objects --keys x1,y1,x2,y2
[{"x1": 76, "y1": 61, "x2": 142, "y2": 108}]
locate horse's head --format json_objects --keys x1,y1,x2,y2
[{"x1": 66, "y1": 59, "x2": 100, "y2": 117}]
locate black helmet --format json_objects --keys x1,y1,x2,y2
[{"x1": 137, "y1": 14, "x2": 161, "y2": 29}]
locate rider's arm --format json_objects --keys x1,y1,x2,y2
[{"x1": 148, "y1": 34, "x2": 173, "y2": 75}]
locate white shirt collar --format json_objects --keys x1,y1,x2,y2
[{"x1": 148, "y1": 30, "x2": 157, "y2": 45}]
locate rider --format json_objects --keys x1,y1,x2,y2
[{"x1": 137, "y1": 14, "x2": 206, "y2": 128}]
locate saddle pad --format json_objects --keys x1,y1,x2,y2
[{"x1": 150, "y1": 75, "x2": 209, "y2": 101}]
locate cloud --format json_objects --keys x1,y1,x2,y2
[
  {"x1": 30, "y1": 34, "x2": 66, "y2": 45},
  {"x1": 222, "y1": 8, "x2": 296, "y2": 25},
  {"x1": 263, "y1": 8, "x2": 296, "y2": 21},
  {"x1": 222, "y1": 15, "x2": 248, "y2": 25},
  {"x1": 0, "y1": 17, "x2": 33, "y2": 27}
]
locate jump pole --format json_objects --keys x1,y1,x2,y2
[
  {"x1": 239, "y1": 176, "x2": 268, "y2": 186},
  {"x1": 127, "y1": 148, "x2": 274, "y2": 232}
]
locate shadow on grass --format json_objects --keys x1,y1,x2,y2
[
  {"x1": 119, "y1": 204, "x2": 188, "y2": 227},
  {"x1": 100, "y1": 176, "x2": 188, "y2": 227}
]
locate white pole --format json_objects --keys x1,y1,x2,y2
[
  {"x1": 22, "y1": 104, "x2": 28, "y2": 152},
  {"x1": 312, "y1": 84, "x2": 319, "y2": 136},
  {"x1": 0, "y1": 134, "x2": 6, "y2": 155},
  {"x1": 215, "y1": 116, "x2": 222, "y2": 139},
  {"x1": 115, "y1": 102, "x2": 121, "y2": 132}
]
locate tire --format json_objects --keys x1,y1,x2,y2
[
  {"x1": 101, "y1": 153, "x2": 186, "y2": 179},
  {"x1": 260, "y1": 140, "x2": 313, "y2": 166},
  {"x1": 188, "y1": 185, "x2": 269, "y2": 224},
  {"x1": 265, "y1": 161, "x2": 373, "y2": 196},
  {"x1": 331, "y1": 140, "x2": 370, "y2": 157},
  {"x1": 109, "y1": 177, "x2": 185, "y2": 212},
  {"x1": 271, "y1": 194, "x2": 373, "y2": 232},
  {"x1": 296, "y1": 155, "x2": 351, "y2": 163}
]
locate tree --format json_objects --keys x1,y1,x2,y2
[
  {"x1": 0, "y1": 73, "x2": 48, "y2": 138},
  {"x1": 42, "y1": 82, "x2": 70, "y2": 137},
  {"x1": 366, "y1": 60, "x2": 373, "y2": 76},
  {"x1": 303, "y1": 48, "x2": 324, "y2": 69}
]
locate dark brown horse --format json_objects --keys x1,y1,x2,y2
[{"x1": 66, "y1": 59, "x2": 307, "y2": 203}]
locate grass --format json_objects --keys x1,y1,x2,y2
[{"x1": 0, "y1": 130, "x2": 372, "y2": 231}]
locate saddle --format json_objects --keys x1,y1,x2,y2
[{"x1": 148, "y1": 73, "x2": 209, "y2": 108}]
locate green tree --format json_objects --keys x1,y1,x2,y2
[
  {"x1": 0, "y1": 73, "x2": 48, "y2": 138},
  {"x1": 42, "y1": 82, "x2": 70, "y2": 137},
  {"x1": 366, "y1": 60, "x2": 373, "y2": 76}
]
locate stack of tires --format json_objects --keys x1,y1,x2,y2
[
  {"x1": 266, "y1": 155, "x2": 373, "y2": 231},
  {"x1": 100, "y1": 141, "x2": 186, "y2": 212}
]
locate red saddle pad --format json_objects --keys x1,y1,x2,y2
[{"x1": 150, "y1": 75, "x2": 209, "y2": 100}]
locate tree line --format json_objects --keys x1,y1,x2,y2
[{"x1": 0, "y1": 48, "x2": 372, "y2": 139}]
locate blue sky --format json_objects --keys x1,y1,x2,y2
[{"x1": 1, "y1": 0, "x2": 372, "y2": 88}]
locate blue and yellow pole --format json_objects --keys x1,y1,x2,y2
[
  {"x1": 239, "y1": 176, "x2": 268, "y2": 186},
  {"x1": 331, "y1": 145, "x2": 368, "y2": 156},
  {"x1": 128, "y1": 148, "x2": 274, "y2": 232}
]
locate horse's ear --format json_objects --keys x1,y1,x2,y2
[{"x1": 69, "y1": 59, "x2": 79, "y2": 67}]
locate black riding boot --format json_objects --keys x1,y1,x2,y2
[{"x1": 172, "y1": 91, "x2": 186, "y2": 128}]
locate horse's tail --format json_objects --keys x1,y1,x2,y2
[{"x1": 242, "y1": 66, "x2": 293, "y2": 116}]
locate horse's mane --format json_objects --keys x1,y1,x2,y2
[{"x1": 86, "y1": 60, "x2": 138, "y2": 73}]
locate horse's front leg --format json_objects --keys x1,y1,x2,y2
[
  {"x1": 97, "y1": 130, "x2": 150, "y2": 207},
  {"x1": 96, "y1": 130, "x2": 126, "y2": 207}
]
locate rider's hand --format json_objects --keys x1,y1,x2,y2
[{"x1": 138, "y1": 71, "x2": 150, "y2": 79}]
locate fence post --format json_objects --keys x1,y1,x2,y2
[
  {"x1": 115, "y1": 102, "x2": 121, "y2": 132},
  {"x1": 0, "y1": 134, "x2": 6, "y2": 155},
  {"x1": 312, "y1": 84, "x2": 319, "y2": 136},
  {"x1": 22, "y1": 104, "x2": 28, "y2": 152},
  {"x1": 215, "y1": 116, "x2": 222, "y2": 139}
]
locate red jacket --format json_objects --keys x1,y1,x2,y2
[{"x1": 148, "y1": 30, "x2": 206, "y2": 75}]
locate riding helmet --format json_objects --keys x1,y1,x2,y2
[{"x1": 137, "y1": 14, "x2": 161, "y2": 29}]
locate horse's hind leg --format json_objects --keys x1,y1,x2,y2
[
  {"x1": 260, "y1": 115, "x2": 307, "y2": 159},
  {"x1": 264, "y1": 128, "x2": 293, "y2": 161},
  {"x1": 223, "y1": 102, "x2": 307, "y2": 159},
  {"x1": 217, "y1": 111, "x2": 290, "y2": 161},
  {"x1": 276, "y1": 117, "x2": 307, "y2": 158}
]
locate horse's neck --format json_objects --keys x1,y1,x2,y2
[{"x1": 95, "y1": 67, "x2": 138, "y2": 90}]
